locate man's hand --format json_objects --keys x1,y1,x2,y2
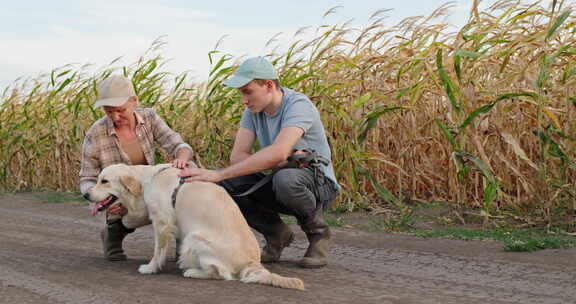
[
  {"x1": 179, "y1": 167, "x2": 223, "y2": 183},
  {"x1": 277, "y1": 150, "x2": 307, "y2": 168},
  {"x1": 171, "y1": 158, "x2": 188, "y2": 169},
  {"x1": 107, "y1": 203, "x2": 127, "y2": 216}
]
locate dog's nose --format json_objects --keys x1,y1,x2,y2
[{"x1": 83, "y1": 193, "x2": 91, "y2": 201}]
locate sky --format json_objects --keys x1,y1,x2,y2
[{"x1": 0, "y1": 0, "x2": 552, "y2": 90}]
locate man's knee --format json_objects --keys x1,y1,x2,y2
[
  {"x1": 273, "y1": 169, "x2": 317, "y2": 218},
  {"x1": 273, "y1": 169, "x2": 310, "y2": 192}
]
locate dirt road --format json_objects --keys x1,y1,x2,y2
[{"x1": 0, "y1": 192, "x2": 574, "y2": 304}]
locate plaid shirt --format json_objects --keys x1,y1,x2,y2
[{"x1": 79, "y1": 108, "x2": 192, "y2": 194}]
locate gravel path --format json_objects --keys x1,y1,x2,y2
[{"x1": 1, "y1": 192, "x2": 574, "y2": 304}]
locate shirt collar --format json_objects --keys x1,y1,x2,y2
[{"x1": 105, "y1": 110, "x2": 144, "y2": 136}]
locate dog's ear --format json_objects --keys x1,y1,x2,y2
[{"x1": 120, "y1": 175, "x2": 142, "y2": 196}]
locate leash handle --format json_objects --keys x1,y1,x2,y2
[{"x1": 286, "y1": 149, "x2": 329, "y2": 168}]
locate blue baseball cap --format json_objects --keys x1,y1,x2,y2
[{"x1": 223, "y1": 56, "x2": 279, "y2": 88}]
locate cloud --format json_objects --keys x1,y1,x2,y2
[
  {"x1": 7, "y1": 0, "x2": 543, "y2": 89},
  {"x1": 0, "y1": 20, "x2": 295, "y2": 89},
  {"x1": 80, "y1": 3, "x2": 216, "y2": 26}
]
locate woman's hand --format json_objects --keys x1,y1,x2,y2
[
  {"x1": 172, "y1": 158, "x2": 188, "y2": 169},
  {"x1": 107, "y1": 203, "x2": 127, "y2": 216}
]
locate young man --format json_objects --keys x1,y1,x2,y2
[
  {"x1": 80, "y1": 74, "x2": 195, "y2": 261},
  {"x1": 179, "y1": 57, "x2": 339, "y2": 268}
]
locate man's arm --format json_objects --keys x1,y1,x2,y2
[
  {"x1": 230, "y1": 127, "x2": 256, "y2": 165},
  {"x1": 180, "y1": 126, "x2": 304, "y2": 182},
  {"x1": 219, "y1": 126, "x2": 302, "y2": 179}
]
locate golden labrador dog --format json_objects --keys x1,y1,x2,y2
[{"x1": 86, "y1": 163, "x2": 304, "y2": 291}]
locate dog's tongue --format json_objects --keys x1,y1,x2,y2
[{"x1": 90, "y1": 197, "x2": 111, "y2": 216}]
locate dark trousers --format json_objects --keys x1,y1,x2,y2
[{"x1": 219, "y1": 167, "x2": 339, "y2": 230}]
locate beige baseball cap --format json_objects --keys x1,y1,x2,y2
[{"x1": 93, "y1": 75, "x2": 136, "y2": 109}]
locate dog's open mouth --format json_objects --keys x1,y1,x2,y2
[{"x1": 90, "y1": 195, "x2": 118, "y2": 216}]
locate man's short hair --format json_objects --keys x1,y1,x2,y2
[{"x1": 254, "y1": 79, "x2": 281, "y2": 90}]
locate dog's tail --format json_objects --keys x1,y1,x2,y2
[{"x1": 239, "y1": 263, "x2": 305, "y2": 291}]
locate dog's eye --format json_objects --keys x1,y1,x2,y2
[{"x1": 101, "y1": 179, "x2": 109, "y2": 184}]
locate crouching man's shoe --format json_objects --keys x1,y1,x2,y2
[
  {"x1": 300, "y1": 228, "x2": 331, "y2": 268},
  {"x1": 261, "y1": 222, "x2": 295, "y2": 263}
]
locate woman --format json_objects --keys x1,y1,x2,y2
[{"x1": 80, "y1": 74, "x2": 195, "y2": 261}]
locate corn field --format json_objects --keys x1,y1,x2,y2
[{"x1": 1, "y1": 0, "x2": 575, "y2": 227}]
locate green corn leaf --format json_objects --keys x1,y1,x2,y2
[
  {"x1": 55, "y1": 78, "x2": 72, "y2": 94},
  {"x1": 284, "y1": 73, "x2": 314, "y2": 88},
  {"x1": 395, "y1": 80, "x2": 423, "y2": 100},
  {"x1": 456, "y1": 49, "x2": 482, "y2": 58},
  {"x1": 358, "y1": 106, "x2": 405, "y2": 143},
  {"x1": 50, "y1": 70, "x2": 56, "y2": 87},
  {"x1": 546, "y1": 10, "x2": 572, "y2": 41},
  {"x1": 173, "y1": 74, "x2": 186, "y2": 92},
  {"x1": 57, "y1": 70, "x2": 72, "y2": 78},
  {"x1": 435, "y1": 119, "x2": 457, "y2": 149},
  {"x1": 548, "y1": 139, "x2": 567, "y2": 162},
  {"x1": 352, "y1": 93, "x2": 372, "y2": 109},
  {"x1": 436, "y1": 49, "x2": 461, "y2": 112},
  {"x1": 455, "y1": 151, "x2": 499, "y2": 207},
  {"x1": 508, "y1": 11, "x2": 540, "y2": 24},
  {"x1": 561, "y1": 67, "x2": 576, "y2": 84},
  {"x1": 356, "y1": 166, "x2": 399, "y2": 204},
  {"x1": 454, "y1": 55, "x2": 462, "y2": 82},
  {"x1": 209, "y1": 54, "x2": 232, "y2": 77},
  {"x1": 484, "y1": 182, "x2": 498, "y2": 206},
  {"x1": 459, "y1": 92, "x2": 538, "y2": 130},
  {"x1": 457, "y1": 162, "x2": 470, "y2": 182},
  {"x1": 534, "y1": 127, "x2": 568, "y2": 165}
]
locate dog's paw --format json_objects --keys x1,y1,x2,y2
[{"x1": 138, "y1": 263, "x2": 158, "y2": 274}]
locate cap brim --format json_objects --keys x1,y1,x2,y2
[
  {"x1": 93, "y1": 97, "x2": 130, "y2": 109},
  {"x1": 222, "y1": 75, "x2": 253, "y2": 88}
]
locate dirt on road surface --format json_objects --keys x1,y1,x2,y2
[{"x1": 1, "y1": 192, "x2": 575, "y2": 304}]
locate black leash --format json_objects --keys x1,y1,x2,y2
[
  {"x1": 233, "y1": 149, "x2": 329, "y2": 197},
  {"x1": 233, "y1": 171, "x2": 277, "y2": 197}
]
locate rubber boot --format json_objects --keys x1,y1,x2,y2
[
  {"x1": 100, "y1": 220, "x2": 134, "y2": 261},
  {"x1": 238, "y1": 205, "x2": 294, "y2": 263},
  {"x1": 260, "y1": 222, "x2": 295, "y2": 263},
  {"x1": 299, "y1": 212, "x2": 331, "y2": 268},
  {"x1": 218, "y1": 176, "x2": 295, "y2": 263}
]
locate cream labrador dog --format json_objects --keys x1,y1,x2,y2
[{"x1": 86, "y1": 163, "x2": 304, "y2": 291}]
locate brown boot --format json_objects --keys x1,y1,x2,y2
[
  {"x1": 260, "y1": 222, "x2": 295, "y2": 263},
  {"x1": 100, "y1": 220, "x2": 134, "y2": 261},
  {"x1": 299, "y1": 213, "x2": 331, "y2": 268}
]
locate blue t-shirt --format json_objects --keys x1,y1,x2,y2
[{"x1": 240, "y1": 88, "x2": 338, "y2": 186}]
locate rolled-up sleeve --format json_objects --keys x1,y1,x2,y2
[{"x1": 79, "y1": 134, "x2": 100, "y2": 195}]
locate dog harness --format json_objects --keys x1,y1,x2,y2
[
  {"x1": 171, "y1": 178, "x2": 186, "y2": 207},
  {"x1": 151, "y1": 165, "x2": 185, "y2": 208}
]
